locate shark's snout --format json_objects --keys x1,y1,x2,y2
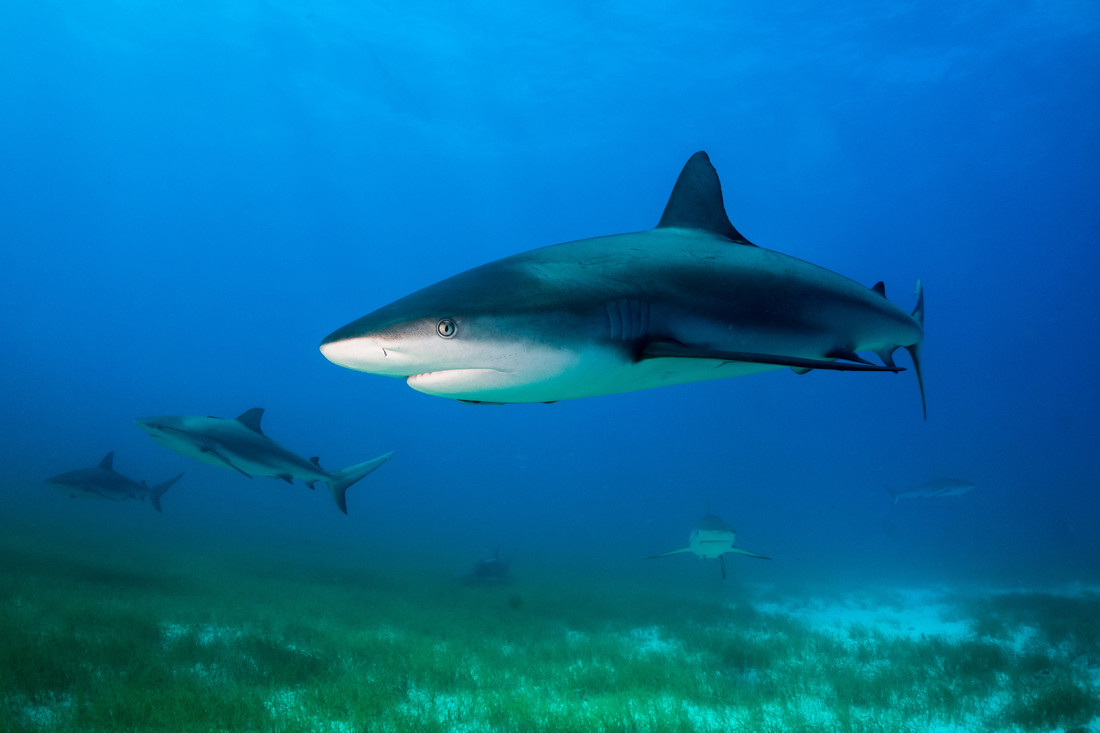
[{"x1": 320, "y1": 335, "x2": 411, "y2": 376}]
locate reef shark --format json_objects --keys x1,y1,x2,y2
[
  {"x1": 888, "y1": 477, "x2": 975, "y2": 505},
  {"x1": 45, "y1": 452, "x2": 181, "y2": 513},
  {"x1": 462, "y1": 548, "x2": 513, "y2": 585},
  {"x1": 134, "y1": 408, "x2": 394, "y2": 514},
  {"x1": 320, "y1": 151, "x2": 925, "y2": 415},
  {"x1": 647, "y1": 511, "x2": 770, "y2": 579}
]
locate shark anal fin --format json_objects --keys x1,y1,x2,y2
[{"x1": 639, "y1": 341, "x2": 904, "y2": 373}]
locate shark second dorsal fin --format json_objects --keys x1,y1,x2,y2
[
  {"x1": 235, "y1": 407, "x2": 265, "y2": 435},
  {"x1": 99, "y1": 452, "x2": 115, "y2": 471},
  {"x1": 657, "y1": 151, "x2": 753, "y2": 244}
]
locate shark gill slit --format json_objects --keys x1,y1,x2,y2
[{"x1": 605, "y1": 299, "x2": 650, "y2": 342}]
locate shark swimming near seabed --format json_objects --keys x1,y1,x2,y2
[
  {"x1": 320, "y1": 151, "x2": 926, "y2": 416},
  {"x1": 647, "y1": 511, "x2": 770, "y2": 580},
  {"x1": 461, "y1": 548, "x2": 514, "y2": 585},
  {"x1": 45, "y1": 452, "x2": 182, "y2": 513},
  {"x1": 887, "y1": 477, "x2": 975, "y2": 505},
  {"x1": 134, "y1": 408, "x2": 394, "y2": 514}
]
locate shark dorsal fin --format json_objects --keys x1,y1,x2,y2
[
  {"x1": 872, "y1": 281, "x2": 886, "y2": 298},
  {"x1": 235, "y1": 407, "x2": 265, "y2": 435},
  {"x1": 657, "y1": 151, "x2": 753, "y2": 244},
  {"x1": 99, "y1": 452, "x2": 115, "y2": 470}
]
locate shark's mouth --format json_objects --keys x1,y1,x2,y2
[{"x1": 406, "y1": 368, "x2": 511, "y2": 395}]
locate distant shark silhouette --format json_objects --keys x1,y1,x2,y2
[
  {"x1": 321, "y1": 151, "x2": 925, "y2": 416},
  {"x1": 648, "y1": 511, "x2": 770, "y2": 579},
  {"x1": 135, "y1": 408, "x2": 393, "y2": 514},
  {"x1": 888, "y1": 477, "x2": 975, "y2": 505},
  {"x1": 45, "y1": 452, "x2": 181, "y2": 513},
  {"x1": 462, "y1": 549, "x2": 513, "y2": 585}
]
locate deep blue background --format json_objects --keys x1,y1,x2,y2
[{"x1": 2, "y1": 1, "x2": 1097, "y2": 587}]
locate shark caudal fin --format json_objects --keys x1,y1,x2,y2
[
  {"x1": 906, "y1": 280, "x2": 926, "y2": 420},
  {"x1": 149, "y1": 474, "x2": 183, "y2": 513},
  {"x1": 328, "y1": 451, "x2": 395, "y2": 514}
]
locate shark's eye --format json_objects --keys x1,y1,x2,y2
[{"x1": 436, "y1": 318, "x2": 457, "y2": 339}]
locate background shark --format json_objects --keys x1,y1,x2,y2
[
  {"x1": 134, "y1": 408, "x2": 394, "y2": 514},
  {"x1": 648, "y1": 511, "x2": 771, "y2": 579},
  {"x1": 888, "y1": 478, "x2": 975, "y2": 505},
  {"x1": 45, "y1": 452, "x2": 181, "y2": 513},
  {"x1": 321, "y1": 152, "x2": 925, "y2": 416},
  {"x1": 461, "y1": 548, "x2": 513, "y2": 585}
]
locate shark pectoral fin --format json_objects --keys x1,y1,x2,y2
[
  {"x1": 639, "y1": 341, "x2": 904, "y2": 372},
  {"x1": 729, "y1": 546, "x2": 771, "y2": 560},
  {"x1": 645, "y1": 548, "x2": 693, "y2": 559},
  {"x1": 201, "y1": 447, "x2": 252, "y2": 478}
]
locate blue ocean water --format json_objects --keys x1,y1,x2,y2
[{"x1": 2, "y1": 0, "x2": 1097, "y2": 606}]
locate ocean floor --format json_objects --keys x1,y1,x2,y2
[{"x1": 2, "y1": 526, "x2": 1098, "y2": 733}]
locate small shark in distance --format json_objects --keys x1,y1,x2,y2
[
  {"x1": 462, "y1": 548, "x2": 513, "y2": 585},
  {"x1": 888, "y1": 477, "x2": 975, "y2": 505},
  {"x1": 647, "y1": 511, "x2": 770, "y2": 580},
  {"x1": 320, "y1": 151, "x2": 926, "y2": 416},
  {"x1": 134, "y1": 408, "x2": 394, "y2": 514},
  {"x1": 45, "y1": 452, "x2": 182, "y2": 513}
]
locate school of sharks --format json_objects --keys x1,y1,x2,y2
[{"x1": 46, "y1": 151, "x2": 962, "y2": 577}]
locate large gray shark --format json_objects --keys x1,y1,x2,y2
[
  {"x1": 320, "y1": 151, "x2": 925, "y2": 415},
  {"x1": 45, "y1": 452, "x2": 182, "y2": 513},
  {"x1": 134, "y1": 408, "x2": 394, "y2": 514},
  {"x1": 647, "y1": 512, "x2": 770, "y2": 579},
  {"x1": 888, "y1": 477, "x2": 975, "y2": 505}
]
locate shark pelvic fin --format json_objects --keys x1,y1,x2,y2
[
  {"x1": 656, "y1": 151, "x2": 753, "y2": 244},
  {"x1": 639, "y1": 341, "x2": 904, "y2": 372},
  {"x1": 235, "y1": 407, "x2": 265, "y2": 435}
]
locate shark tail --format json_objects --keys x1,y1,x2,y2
[
  {"x1": 150, "y1": 474, "x2": 183, "y2": 513},
  {"x1": 327, "y1": 451, "x2": 395, "y2": 514},
  {"x1": 906, "y1": 279, "x2": 926, "y2": 420}
]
